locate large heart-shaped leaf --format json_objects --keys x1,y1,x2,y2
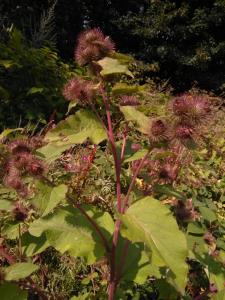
[
  {"x1": 31, "y1": 181, "x2": 67, "y2": 217},
  {"x1": 120, "y1": 106, "x2": 149, "y2": 134},
  {"x1": 38, "y1": 109, "x2": 107, "y2": 161},
  {"x1": 120, "y1": 196, "x2": 188, "y2": 293},
  {"x1": 5, "y1": 263, "x2": 39, "y2": 281},
  {"x1": 29, "y1": 205, "x2": 114, "y2": 264}
]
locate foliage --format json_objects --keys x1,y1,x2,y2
[
  {"x1": 0, "y1": 28, "x2": 225, "y2": 300},
  {"x1": 0, "y1": 27, "x2": 74, "y2": 129},
  {"x1": 2, "y1": 0, "x2": 225, "y2": 93}
]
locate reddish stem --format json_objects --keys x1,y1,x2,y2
[{"x1": 100, "y1": 86, "x2": 122, "y2": 213}]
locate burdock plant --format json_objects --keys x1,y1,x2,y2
[{"x1": 0, "y1": 28, "x2": 217, "y2": 300}]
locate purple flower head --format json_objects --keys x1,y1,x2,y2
[
  {"x1": 159, "y1": 163, "x2": 179, "y2": 182},
  {"x1": 75, "y1": 28, "x2": 115, "y2": 66},
  {"x1": 63, "y1": 77, "x2": 95, "y2": 103},
  {"x1": 171, "y1": 94, "x2": 211, "y2": 123},
  {"x1": 175, "y1": 124, "x2": 194, "y2": 140},
  {"x1": 149, "y1": 119, "x2": 168, "y2": 142},
  {"x1": 8, "y1": 140, "x2": 31, "y2": 155},
  {"x1": 12, "y1": 202, "x2": 28, "y2": 222}
]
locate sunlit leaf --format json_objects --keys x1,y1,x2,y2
[
  {"x1": 29, "y1": 205, "x2": 114, "y2": 264},
  {"x1": 22, "y1": 232, "x2": 50, "y2": 256},
  {"x1": 31, "y1": 181, "x2": 67, "y2": 216},
  {"x1": 5, "y1": 263, "x2": 39, "y2": 281},
  {"x1": 38, "y1": 109, "x2": 107, "y2": 161},
  {"x1": 120, "y1": 106, "x2": 149, "y2": 134},
  {"x1": 120, "y1": 196, "x2": 188, "y2": 293},
  {"x1": 97, "y1": 57, "x2": 133, "y2": 77}
]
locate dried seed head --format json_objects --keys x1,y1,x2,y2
[
  {"x1": 75, "y1": 28, "x2": 115, "y2": 66},
  {"x1": 3, "y1": 164, "x2": 23, "y2": 190},
  {"x1": 12, "y1": 202, "x2": 28, "y2": 222},
  {"x1": 120, "y1": 95, "x2": 140, "y2": 106},
  {"x1": 159, "y1": 163, "x2": 179, "y2": 182},
  {"x1": 151, "y1": 119, "x2": 166, "y2": 137},
  {"x1": 63, "y1": 77, "x2": 95, "y2": 103},
  {"x1": 149, "y1": 119, "x2": 168, "y2": 142},
  {"x1": 174, "y1": 124, "x2": 194, "y2": 140},
  {"x1": 25, "y1": 157, "x2": 46, "y2": 176},
  {"x1": 3, "y1": 165, "x2": 28, "y2": 197},
  {"x1": 203, "y1": 231, "x2": 216, "y2": 245},
  {"x1": 8, "y1": 140, "x2": 31, "y2": 155},
  {"x1": 171, "y1": 94, "x2": 211, "y2": 122},
  {"x1": 175, "y1": 199, "x2": 199, "y2": 222}
]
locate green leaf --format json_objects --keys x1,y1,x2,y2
[
  {"x1": 97, "y1": 57, "x2": 133, "y2": 77},
  {"x1": 187, "y1": 222, "x2": 205, "y2": 235},
  {"x1": 120, "y1": 106, "x2": 149, "y2": 134},
  {"x1": 0, "y1": 60, "x2": 15, "y2": 69},
  {"x1": 27, "y1": 87, "x2": 44, "y2": 95},
  {"x1": 29, "y1": 205, "x2": 114, "y2": 264},
  {"x1": 112, "y1": 52, "x2": 134, "y2": 63},
  {"x1": 22, "y1": 232, "x2": 50, "y2": 256},
  {"x1": 1, "y1": 221, "x2": 20, "y2": 239},
  {"x1": 5, "y1": 263, "x2": 39, "y2": 281},
  {"x1": 70, "y1": 293, "x2": 90, "y2": 300},
  {"x1": 199, "y1": 207, "x2": 217, "y2": 222},
  {"x1": 66, "y1": 101, "x2": 77, "y2": 114},
  {"x1": 0, "y1": 200, "x2": 14, "y2": 211},
  {"x1": 31, "y1": 181, "x2": 67, "y2": 216},
  {"x1": 120, "y1": 196, "x2": 188, "y2": 293},
  {"x1": 155, "y1": 279, "x2": 178, "y2": 300},
  {"x1": 195, "y1": 253, "x2": 225, "y2": 292},
  {"x1": 123, "y1": 149, "x2": 148, "y2": 163},
  {"x1": 38, "y1": 109, "x2": 107, "y2": 161},
  {"x1": 212, "y1": 290, "x2": 225, "y2": 300},
  {"x1": 153, "y1": 184, "x2": 186, "y2": 200},
  {"x1": 112, "y1": 83, "x2": 142, "y2": 95},
  {"x1": 0, "y1": 128, "x2": 23, "y2": 141},
  {"x1": 116, "y1": 238, "x2": 161, "y2": 284},
  {"x1": 0, "y1": 283, "x2": 27, "y2": 300}
]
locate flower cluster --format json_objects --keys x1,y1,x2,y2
[
  {"x1": 63, "y1": 77, "x2": 96, "y2": 104},
  {"x1": 75, "y1": 28, "x2": 115, "y2": 66},
  {"x1": 148, "y1": 94, "x2": 211, "y2": 147},
  {"x1": 3, "y1": 138, "x2": 46, "y2": 197},
  {"x1": 171, "y1": 94, "x2": 210, "y2": 121}
]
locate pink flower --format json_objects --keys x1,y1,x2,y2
[
  {"x1": 170, "y1": 94, "x2": 211, "y2": 122},
  {"x1": 63, "y1": 77, "x2": 95, "y2": 103},
  {"x1": 75, "y1": 28, "x2": 115, "y2": 66},
  {"x1": 174, "y1": 124, "x2": 194, "y2": 140}
]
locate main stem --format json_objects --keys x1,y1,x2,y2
[
  {"x1": 101, "y1": 86, "x2": 122, "y2": 300},
  {"x1": 101, "y1": 87, "x2": 149, "y2": 299}
]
